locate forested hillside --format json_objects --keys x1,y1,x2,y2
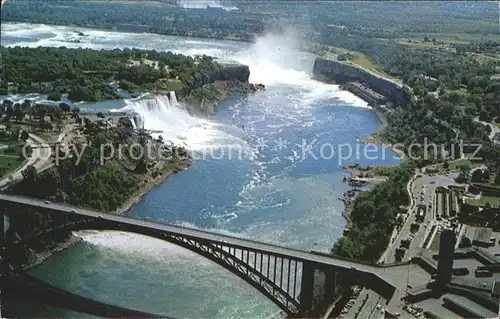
[{"x1": 0, "y1": 47, "x2": 222, "y2": 101}]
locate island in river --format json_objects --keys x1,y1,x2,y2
[{"x1": 0, "y1": 46, "x2": 264, "y2": 270}]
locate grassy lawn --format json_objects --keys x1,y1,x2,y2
[
  {"x1": 0, "y1": 145, "x2": 26, "y2": 179},
  {"x1": 166, "y1": 79, "x2": 185, "y2": 92},
  {"x1": 443, "y1": 88, "x2": 468, "y2": 95},
  {"x1": 495, "y1": 122, "x2": 500, "y2": 129},
  {"x1": 349, "y1": 53, "x2": 387, "y2": 75},
  {"x1": 466, "y1": 196, "x2": 500, "y2": 207},
  {"x1": 309, "y1": 42, "x2": 401, "y2": 82},
  {"x1": 346, "y1": 53, "x2": 401, "y2": 82},
  {"x1": 437, "y1": 158, "x2": 484, "y2": 172},
  {"x1": 430, "y1": 232, "x2": 441, "y2": 251}
]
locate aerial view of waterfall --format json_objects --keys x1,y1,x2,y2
[
  {"x1": 0, "y1": 20, "x2": 398, "y2": 316},
  {"x1": 3, "y1": 0, "x2": 499, "y2": 317}
]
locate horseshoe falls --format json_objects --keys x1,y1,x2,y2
[{"x1": 1, "y1": 22, "x2": 400, "y2": 318}]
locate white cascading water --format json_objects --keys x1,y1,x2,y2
[
  {"x1": 233, "y1": 31, "x2": 369, "y2": 107},
  {"x1": 109, "y1": 29, "x2": 368, "y2": 158},
  {"x1": 112, "y1": 93, "x2": 251, "y2": 154},
  {"x1": 169, "y1": 91, "x2": 178, "y2": 105},
  {"x1": 130, "y1": 117, "x2": 137, "y2": 129},
  {"x1": 2, "y1": 23, "x2": 377, "y2": 317}
]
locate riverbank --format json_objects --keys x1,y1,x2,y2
[
  {"x1": 361, "y1": 107, "x2": 406, "y2": 161},
  {"x1": 333, "y1": 161, "x2": 416, "y2": 261},
  {"x1": 340, "y1": 164, "x2": 390, "y2": 225},
  {"x1": 116, "y1": 159, "x2": 191, "y2": 215},
  {"x1": 20, "y1": 234, "x2": 82, "y2": 271},
  {"x1": 10, "y1": 78, "x2": 263, "y2": 272}
]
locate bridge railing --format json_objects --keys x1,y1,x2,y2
[
  {"x1": 309, "y1": 250, "x2": 407, "y2": 268},
  {"x1": 3, "y1": 194, "x2": 392, "y2": 269}
]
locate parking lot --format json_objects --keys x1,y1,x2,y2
[
  {"x1": 338, "y1": 287, "x2": 386, "y2": 319},
  {"x1": 385, "y1": 172, "x2": 462, "y2": 263}
]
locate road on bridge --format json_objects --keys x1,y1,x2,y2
[
  {"x1": 0, "y1": 193, "x2": 432, "y2": 314},
  {"x1": 0, "y1": 194, "x2": 379, "y2": 270}
]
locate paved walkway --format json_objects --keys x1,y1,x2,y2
[
  {"x1": 475, "y1": 118, "x2": 500, "y2": 143},
  {"x1": 378, "y1": 171, "x2": 418, "y2": 263},
  {"x1": 0, "y1": 133, "x2": 46, "y2": 188}
]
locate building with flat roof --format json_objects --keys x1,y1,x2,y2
[
  {"x1": 436, "y1": 229, "x2": 456, "y2": 288},
  {"x1": 425, "y1": 166, "x2": 438, "y2": 174},
  {"x1": 472, "y1": 227, "x2": 493, "y2": 247},
  {"x1": 491, "y1": 280, "x2": 500, "y2": 298}
]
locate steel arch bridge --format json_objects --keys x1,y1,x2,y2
[{"x1": 0, "y1": 194, "x2": 394, "y2": 317}]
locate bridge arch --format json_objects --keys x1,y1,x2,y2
[
  {"x1": 0, "y1": 196, "x2": 395, "y2": 316},
  {"x1": 11, "y1": 218, "x2": 302, "y2": 315}
]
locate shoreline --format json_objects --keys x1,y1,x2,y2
[
  {"x1": 364, "y1": 106, "x2": 406, "y2": 161},
  {"x1": 19, "y1": 86, "x2": 250, "y2": 270},
  {"x1": 2, "y1": 20, "x2": 253, "y2": 45},
  {"x1": 115, "y1": 161, "x2": 191, "y2": 216},
  {"x1": 22, "y1": 234, "x2": 82, "y2": 271},
  {"x1": 340, "y1": 164, "x2": 389, "y2": 225},
  {"x1": 22, "y1": 155, "x2": 191, "y2": 271}
]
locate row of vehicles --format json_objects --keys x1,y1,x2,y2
[{"x1": 338, "y1": 286, "x2": 362, "y2": 316}]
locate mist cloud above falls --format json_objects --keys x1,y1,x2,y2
[{"x1": 177, "y1": 0, "x2": 238, "y2": 11}]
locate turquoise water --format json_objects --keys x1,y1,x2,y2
[{"x1": 1, "y1": 22, "x2": 400, "y2": 318}]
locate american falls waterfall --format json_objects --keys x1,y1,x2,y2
[{"x1": 112, "y1": 91, "x2": 250, "y2": 152}]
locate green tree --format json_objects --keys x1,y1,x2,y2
[
  {"x1": 59, "y1": 102, "x2": 71, "y2": 113},
  {"x1": 495, "y1": 173, "x2": 500, "y2": 185},
  {"x1": 20, "y1": 130, "x2": 29, "y2": 142},
  {"x1": 47, "y1": 92, "x2": 62, "y2": 101},
  {"x1": 21, "y1": 165, "x2": 37, "y2": 183},
  {"x1": 471, "y1": 169, "x2": 484, "y2": 183},
  {"x1": 483, "y1": 169, "x2": 491, "y2": 182}
]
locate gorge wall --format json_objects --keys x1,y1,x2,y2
[
  {"x1": 313, "y1": 57, "x2": 413, "y2": 106},
  {"x1": 179, "y1": 63, "x2": 263, "y2": 115},
  {"x1": 179, "y1": 64, "x2": 251, "y2": 97}
]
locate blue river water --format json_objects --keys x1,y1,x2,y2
[{"x1": 1, "y1": 23, "x2": 400, "y2": 318}]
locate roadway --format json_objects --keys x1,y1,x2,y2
[
  {"x1": 378, "y1": 171, "x2": 419, "y2": 264},
  {"x1": 0, "y1": 193, "x2": 430, "y2": 293},
  {"x1": 383, "y1": 172, "x2": 461, "y2": 264},
  {"x1": 355, "y1": 291, "x2": 384, "y2": 319},
  {"x1": 475, "y1": 118, "x2": 500, "y2": 143},
  {"x1": 0, "y1": 194, "x2": 381, "y2": 272},
  {"x1": 341, "y1": 289, "x2": 385, "y2": 319},
  {"x1": 0, "y1": 133, "x2": 49, "y2": 189},
  {"x1": 0, "y1": 127, "x2": 76, "y2": 189}
]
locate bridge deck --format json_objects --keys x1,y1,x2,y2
[
  {"x1": 0, "y1": 194, "x2": 381, "y2": 273},
  {"x1": 0, "y1": 194, "x2": 432, "y2": 316}
]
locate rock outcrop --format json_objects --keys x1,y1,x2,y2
[
  {"x1": 313, "y1": 57, "x2": 413, "y2": 106},
  {"x1": 179, "y1": 63, "x2": 264, "y2": 115},
  {"x1": 179, "y1": 64, "x2": 251, "y2": 97}
]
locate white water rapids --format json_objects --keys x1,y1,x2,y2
[{"x1": 2, "y1": 22, "x2": 384, "y2": 318}]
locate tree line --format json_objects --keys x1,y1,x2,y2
[
  {"x1": 333, "y1": 162, "x2": 416, "y2": 262},
  {"x1": 1, "y1": 47, "x2": 223, "y2": 102},
  {"x1": 6, "y1": 117, "x2": 190, "y2": 212}
]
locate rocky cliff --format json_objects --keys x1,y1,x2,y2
[
  {"x1": 179, "y1": 64, "x2": 251, "y2": 97},
  {"x1": 313, "y1": 58, "x2": 413, "y2": 106},
  {"x1": 179, "y1": 63, "x2": 264, "y2": 115}
]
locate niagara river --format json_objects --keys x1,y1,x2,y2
[{"x1": 1, "y1": 22, "x2": 400, "y2": 318}]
